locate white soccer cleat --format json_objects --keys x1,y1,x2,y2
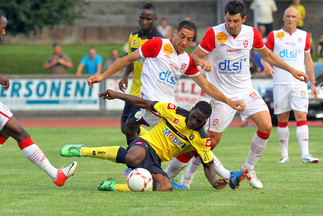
[
  {"x1": 179, "y1": 173, "x2": 194, "y2": 189},
  {"x1": 301, "y1": 155, "x2": 319, "y2": 163},
  {"x1": 53, "y1": 161, "x2": 78, "y2": 187},
  {"x1": 277, "y1": 156, "x2": 289, "y2": 164},
  {"x1": 246, "y1": 168, "x2": 263, "y2": 189}
]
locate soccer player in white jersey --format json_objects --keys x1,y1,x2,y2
[
  {"x1": 0, "y1": 12, "x2": 77, "y2": 187},
  {"x1": 166, "y1": 1, "x2": 309, "y2": 189},
  {"x1": 265, "y1": 8, "x2": 318, "y2": 164}
]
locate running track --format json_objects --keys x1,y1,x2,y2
[{"x1": 18, "y1": 118, "x2": 323, "y2": 127}]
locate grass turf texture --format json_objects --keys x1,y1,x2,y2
[{"x1": 0, "y1": 127, "x2": 322, "y2": 215}]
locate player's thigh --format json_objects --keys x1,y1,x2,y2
[
  {"x1": 0, "y1": 101, "x2": 13, "y2": 131},
  {"x1": 205, "y1": 100, "x2": 236, "y2": 133},
  {"x1": 290, "y1": 84, "x2": 309, "y2": 114},
  {"x1": 126, "y1": 144, "x2": 147, "y2": 166},
  {"x1": 207, "y1": 130, "x2": 223, "y2": 148},
  {"x1": 273, "y1": 85, "x2": 292, "y2": 115},
  {"x1": 152, "y1": 173, "x2": 173, "y2": 191},
  {"x1": 241, "y1": 89, "x2": 269, "y2": 122},
  {"x1": 249, "y1": 110, "x2": 272, "y2": 133}
]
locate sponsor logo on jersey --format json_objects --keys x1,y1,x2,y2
[
  {"x1": 205, "y1": 138, "x2": 211, "y2": 147},
  {"x1": 170, "y1": 63, "x2": 179, "y2": 71},
  {"x1": 164, "y1": 128, "x2": 187, "y2": 148},
  {"x1": 164, "y1": 54, "x2": 171, "y2": 59},
  {"x1": 167, "y1": 103, "x2": 176, "y2": 110},
  {"x1": 279, "y1": 49, "x2": 299, "y2": 59},
  {"x1": 203, "y1": 149, "x2": 211, "y2": 162},
  {"x1": 158, "y1": 70, "x2": 177, "y2": 86},
  {"x1": 180, "y1": 63, "x2": 187, "y2": 70},
  {"x1": 216, "y1": 32, "x2": 228, "y2": 43},
  {"x1": 173, "y1": 117, "x2": 180, "y2": 125},
  {"x1": 243, "y1": 40, "x2": 248, "y2": 48},
  {"x1": 226, "y1": 49, "x2": 241, "y2": 53},
  {"x1": 163, "y1": 43, "x2": 174, "y2": 55},
  {"x1": 276, "y1": 32, "x2": 285, "y2": 39},
  {"x1": 212, "y1": 119, "x2": 219, "y2": 126},
  {"x1": 218, "y1": 59, "x2": 246, "y2": 72}
]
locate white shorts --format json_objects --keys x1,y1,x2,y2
[
  {"x1": 205, "y1": 89, "x2": 269, "y2": 133},
  {"x1": 0, "y1": 101, "x2": 13, "y2": 130},
  {"x1": 141, "y1": 108, "x2": 162, "y2": 127},
  {"x1": 273, "y1": 84, "x2": 308, "y2": 115}
]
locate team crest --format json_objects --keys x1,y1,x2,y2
[
  {"x1": 132, "y1": 39, "x2": 137, "y2": 45},
  {"x1": 216, "y1": 32, "x2": 228, "y2": 43},
  {"x1": 243, "y1": 40, "x2": 248, "y2": 48},
  {"x1": 212, "y1": 119, "x2": 219, "y2": 126},
  {"x1": 301, "y1": 91, "x2": 306, "y2": 97},
  {"x1": 173, "y1": 118, "x2": 180, "y2": 125},
  {"x1": 180, "y1": 63, "x2": 187, "y2": 70},
  {"x1": 163, "y1": 44, "x2": 174, "y2": 55},
  {"x1": 189, "y1": 134, "x2": 195, "y2": 140},
  {"x1": 205, "y1": 139, "x2": 211, "y2": 147},
  {"x1": 249, "y1": 92, "x2": 257, "y2": 98},
  {"x1": 298, "y1": 37, "x2": 302, "y2": 43},
  {"x1": 167, "y1": 103, "x2": 176, "y2": 110}
]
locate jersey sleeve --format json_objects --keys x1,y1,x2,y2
[
  {"x1": 127, "y1": 33, "x2": 132, "y2": 54},
  {"x1": 184, "y1": 55, "x2": 200, "y2": 77},
  {"x1": 252, "y1": 27, "x2": 265, "y2": 49},
  {"x1": 194, "y1": 138, "x2": 214, "y2": 167},
  {"x1": 152, "y1": 102, "x2": 177, "y2": 120},
  {"x1": 199, "y1": 27, "x2": 216, "y2": 53},
  {"x1": 305, "y1": 32, "x2": 311, "y2": 53},
  {"x1": 265, "y1": 31, "x2": 275, "y2": 51},
  {"x1": 139, "y1": 37, "x2": 163, "y2": 58}
]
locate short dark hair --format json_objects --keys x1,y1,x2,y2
[
  {"x1": 177, "y1": 20, "x2": 196, "y2": 34},
  {"x1": 53, "y1": 43, "x2": 60, "y2": 47},
  {"x1": 140, "y1": 2, "x2": 156, "y2": 15},
  {"x1": 193, "y1": 101, "x2": 212, "y2": 117},
  {"x1": 225, "y1": 0, "x2": 246, "y2": 18}
]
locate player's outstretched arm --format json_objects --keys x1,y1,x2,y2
[
  {"x1": 191, "y1": 46, "x2": 212, "y2": 72},
  {"x1": 192, "y1": 74, "x2": 246, "y2": 112},
  {"x1": 0, "y1": 76, "x2": 10, "y2": 90},
  {"x1": 258, "y1": 47, "x2": 309, "y2": 83},
  {"x1": 204, "y1": 165, "x2": 228, "y2": 190},
  {"x1": 118, "y1": 63, "x2": 133, "y2": 92},
  {"x1": 88, "y1": 50, "x2": 141, "y2": 88},
  {"x1": 99, "y1": 89, "x2": 153, "y2": 110}
]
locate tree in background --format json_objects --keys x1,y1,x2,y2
[{"x1": 0, "y1": 0, "x2": 87, "y2": 35}]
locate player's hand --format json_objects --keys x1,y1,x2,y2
[
  {"x1": 0, "y1": 77, "x2": 10, "y2": 90},
  {"x1": 263, "y1": 62, "x2": 274, "y2": 78},
  {"x1": 229, "y1": 100, "x2": 246, "y2": 112},
  {"x1": 311, "y1": 84, "x2": 318, "y2": 100},
  {"x1": 118, "y1": 77, "x2": 128, "y2": 92},
  {"x1": 87, "y1": 75, "x2": 103, "y2": 88},
  {"x1": 315, "y1": 74, "x2": 323, "y2": 87},
  {"x1": 291, "y1": 69, "x2": 309, "y2": 83},
  {"x1": 198, "y1": 59, "x2": 212, "y2": 72},
  {"x1": 98, "y1": 89, "x2": 117, "y2": 100},
  {"x1": 214, "y1": 178, "x2": 228, "y2": 190}
]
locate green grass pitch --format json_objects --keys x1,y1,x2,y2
[{"x1": 0, "y1": 126, "x2": 322, "y2": 215}]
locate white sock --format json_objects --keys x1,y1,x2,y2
[
  {"x1": 180, "y1": 156, "x2": 201, "y2": 185},
  {"x1": 244, "y1": 132, "x2": 269, "y2": 169},
  {"x1": 277, "y1": 126, "x2": 289, "y2": 157},
  {"x1": 211, "y1": 151, "x2": 230, "y2": 179},
  {"x1": 21, "y1": 144, "x2": 58, "y2": 180},
  {"x1": 165, "y1": 157, "x2": 188, "y2": 179},
  {"x1": 297, "y1": 125, "x2": 309, "y2": 157}
]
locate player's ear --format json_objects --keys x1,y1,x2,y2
[{"x1": 242, "y1": 16, "x2": 247, "y2": 23}]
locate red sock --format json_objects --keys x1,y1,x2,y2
[{"x1": 18, "y1": 137, "x2": 34, "y2": 150}]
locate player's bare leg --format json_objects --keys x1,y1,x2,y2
[{"x1": 0, "y1": 130, "x2": 9, "y2": 147}]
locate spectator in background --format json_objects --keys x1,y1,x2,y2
[
  {"x1": 76, "y1": 48, "x2": 102, "y2": 77},
  {"x1": 317, "y1": 34, "x2": 323, "y2": 57},
  {"x1": 103, "y1": 49, "x2": 123, "y2": 77},
  {"x1": 250, "y1": 0, "x2": 277, "y2": 37},
  {"x1": 43, "y1": 43, "x2": 73, "y2": 74},
  {"x1": 258, "y1": 25, "x2": 267, "y2": 43},
  {"x1": 289, "y1": 0, "x2": 306, "y2": 29},
  {"x1": 157, "y1": 18, "x2": 172, "y2": 39}
]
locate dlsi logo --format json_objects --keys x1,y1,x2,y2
[
  {"x1": 279, "y1": 49, "x2": 299, "y2": 59},
  {"x1": 159, "y1": 70, "x2": 177, "y2": 85},
  {"x1": 218, "y1": 59, "x2": 246, "y2": 71}
]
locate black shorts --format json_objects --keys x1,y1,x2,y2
[
  {"x1": 121, "y1": 102, "x2": 149, "y2": 126},
  {"x1": 127, "y1": 137, "x2": 168, "y2": 177}
]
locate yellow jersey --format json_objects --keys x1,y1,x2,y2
[
  {"x1": 128, "y1": 28, "x2": 163, "y2": 96},
  {"x1": 141, "y1": 102, "x2": 214, "y2": 167}
]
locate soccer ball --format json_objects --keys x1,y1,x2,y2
[{"x1": 127, "y1": 168, "x2": 153, "y2": 192}]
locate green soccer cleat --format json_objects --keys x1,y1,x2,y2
[
  {"x1": 97, "y1": 178, "x2": 116, "y2": 191},
  {"x1": 60, "y1": 144, "x2": 85, "y2": 157}
]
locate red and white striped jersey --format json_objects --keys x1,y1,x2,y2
[
  {"x1": 266, "y1": 28, "x2": 310, "y2": 84},
  {"x1": 199, "y1": 23, "x2": 265, "y2": 100},
  {"x1": 139, "y1": 37, "x2": 199, "y2": 102}
]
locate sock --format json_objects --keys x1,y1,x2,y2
[
  {"x1": 296, "y1": 121, "x2": 309, "y2": 157},
  {"x1": 0, "y1": 136, "x2": 7, "y2": 148},
  {"x1": 277, "y1": 121, "x2": 289, "y2": 157},
  {"x1": 180, "y1": 156, "x2": 201, "y2": 186},
  {"x1": 115, "y1": 184, "x2": 131, "y2": 191},
  {"x1": 138, "y1": 126, "x2": 148, "y2": 136},
  {"x1": 244, "y1": 130, "x2": 270, "y2": 169},
  {"x1": 211, "y1": 151, "x2": 230, "y2": 179},
  {"x1": 81, "y1": 146, "x2": 128, "y2": 163},
  {"x1": 18, "y1": 137, "x2": 58, "y2": 180},
  {"x1": 165, "y1": 154, "x2": 191, "y2": 179}
]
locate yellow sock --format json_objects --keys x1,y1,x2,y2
[
  {"x1": 138, "y1": 126, "x2": 149, "y2": 136},
  {"x1": 115, "y1": 184, "x2": 131, "y2": 191},
  {"x1": 81, "y1": 146, "x2": 120, "y2": 162}
]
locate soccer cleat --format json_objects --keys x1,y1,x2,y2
[
  {"x1": 301, "y1": 155, "x2": 319, "y2": 163},
  {"x1": 121, "y1": 168, "x2": 132, "y2": 177},
  {"x1": 171, "y1": 178, "x2": 189, "y2": 190},
  {"x1": 245, "y1": 168, "x2": 263, "y2": 189},
  {"x1": 229, "y1": 168, "x2": 249, "y2": 190},
  {"x1": 53, "y1": 161, "x2": 78, "y2": 187},
  {"x1": 60, "y1": 144, "x2": 85, "y2": 157},
  {"x1": 277, "y1": 156, "x2": 289, "y2": 164},
  {"x1": 179, "y1": 174, "x2": 194, "y2": 189},
  {"x1": 97, "y1": 178, "x2": 116, "y2": 191}
]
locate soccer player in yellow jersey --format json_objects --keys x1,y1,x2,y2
[{"x1": 60, "y1": 89, "x2": 248, "y2": 191}]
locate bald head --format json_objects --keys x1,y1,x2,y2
[
  {"x1": 284, "y1": 7, "x2": 298, "y2": 17},
  {"x1": 283, "y1": 8, "x2": 299, "y2": 32}
]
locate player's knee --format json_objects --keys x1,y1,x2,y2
[{"x1": 124, "y1": 154, "x2": 141, "y2": 167}]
